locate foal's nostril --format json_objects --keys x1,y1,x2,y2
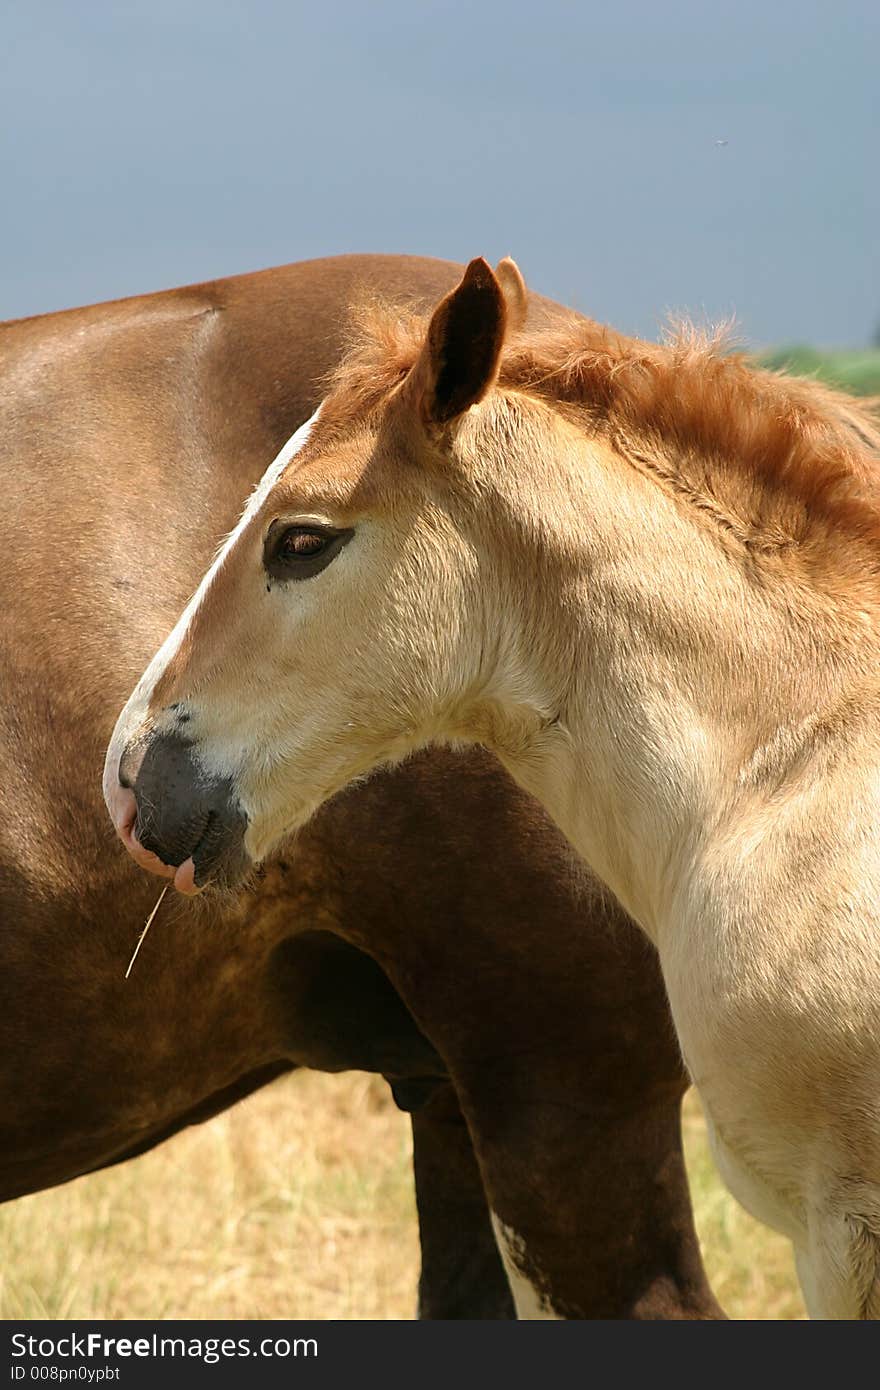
[{"x1": 117, "y1": 746, "x2": 141, "y2": 791}]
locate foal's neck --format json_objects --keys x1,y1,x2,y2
[{"x1": 490, "y1": 426, "x2": 873, "y2": 940}]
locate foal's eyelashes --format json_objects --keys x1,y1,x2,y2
[{"x1": 263, "y1": 520, "x2": 355, "y2": 583}]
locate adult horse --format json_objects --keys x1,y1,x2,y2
[
  {"x1": 2, "y1": 254, "x2": 721, "y2": 1319},
  {"x1": 107, "y1": 254, "x2": 880, "y2": 1317}
]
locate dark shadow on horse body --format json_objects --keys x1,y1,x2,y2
[{"x1": 0, "y1": 255, "x2": 722, "y2": 1318}]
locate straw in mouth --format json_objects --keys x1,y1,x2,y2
[{"x1": 124, "y1": 884, "x2": 170, "y2": 979}]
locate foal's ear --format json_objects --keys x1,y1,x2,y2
[
  {"x1": 496, "y1": 256, "x2": 528, "y2": 334},
  {"x1": 412, "y1": 257, "x2": 509, "y2": 429}
]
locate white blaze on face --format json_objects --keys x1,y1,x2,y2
[
  {"x1": 102, "y1": 405, "x2": 323, "y2": 819},
  {"x1": 490, "y1": 1213, "x2": 563, "y2": 1320}
]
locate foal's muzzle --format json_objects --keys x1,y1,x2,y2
[{"x1": 108, "y1": 729, "x2": 250, "y2": 894}]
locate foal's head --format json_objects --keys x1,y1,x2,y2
[
  {"x1": 104, "y1": 258, "x2": 558, "y2": 890},
  {"x1": 105, "y1": 255, "x2": 880, "y2": 894}
]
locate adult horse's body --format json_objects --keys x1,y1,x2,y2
[
  {"x1": 3, "y1": 254, "x2": 720, "y2": 1320},
  {"x1": 108, "y1": 254, "x2": 880, "y2": 1318}
]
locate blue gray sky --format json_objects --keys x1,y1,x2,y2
[{"x1": 2, "y1": 0, "x2": 877, "y2": 346}]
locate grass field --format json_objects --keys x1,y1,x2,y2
[
  {"x1": 0, "y1": 1071, "x2": 804, "y2": 1321},
  {"x1": 758, "y1": 346, "x2": 880, "y2": 397}
]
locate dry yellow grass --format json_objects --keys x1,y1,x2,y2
[
  {"x1": 0, "y1": 1073, "x2": 804, "y2": 1320},
  {"x1": 681, "y1": 1090, "x2": 805, "y2": 1320}
]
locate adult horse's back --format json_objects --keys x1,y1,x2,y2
[{"x1": 0, "y1": 255, "x2": 721, "y2": 1318}]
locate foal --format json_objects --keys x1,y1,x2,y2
[{"x1": 106, "y1": 258, "x2": 880, "y2": 1318}]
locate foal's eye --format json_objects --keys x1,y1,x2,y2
[
  {"x1": 281, "y1": 530, "x2": 327, "y2": 558},
  {"x1": 264, "y1": 522, "x2": 354, "y2": 582}
]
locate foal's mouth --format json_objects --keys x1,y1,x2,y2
[
  {"x1": 135, "y1": 808, "x2": 213, "y2": 895},
  {"x1": 114, "y1": 791, "x2": 250, "y2": 897}
]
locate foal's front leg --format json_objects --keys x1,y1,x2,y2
[{"x1": 710, "y1": 1118, "x2": 880, "y2": 1320}]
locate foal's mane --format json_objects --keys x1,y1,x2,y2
[{"x1": 327, "y1": 298, "x2": 880, "y2": 558}]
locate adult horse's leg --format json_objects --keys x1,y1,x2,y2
[
  {"x1": 300, "y1": 750, "x2": 725, "y2": 1320},
  {"x1": 267, "y1": 931, "x2": 513, "y2": 1318},
  {"x1": 251, "y1": 900, "x2": 717, "y2": 1319},
  {"x1": 467, "y1": 1068, "x2": 719, "y2": 1319},
  {"x1": 411, "y1": 1085, "x2": 515, "y2": 1320},
  {"x1": 435, "y1": 982, "x2": 722, "y2": 1319}
]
